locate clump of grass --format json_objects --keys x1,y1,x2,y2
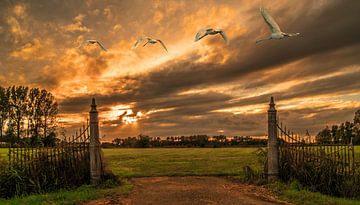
[{"x1": 241, "y1": 148, "x2": 267, "y2": 185}]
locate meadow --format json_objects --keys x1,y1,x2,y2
[
  {"x1": 1, "y1": 147, "x2": 360, "y2": 205},
  {"x1": 103, "y1": 148, "x2": 261, "y2": 177},
  {"x1": 0, "y1": 148, "x2": 7, "y2": 159}
]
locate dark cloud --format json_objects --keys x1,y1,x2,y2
[{"x1": 1, "y1": 0, "x2": 360, "y2": 139}]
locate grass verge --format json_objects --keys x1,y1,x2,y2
[
  {"x1": 0, "y1": 180, "x2": 133, "y2": 205},
  {"x1": 270, "y1": 181, "x2": 360, "y2": 205}
]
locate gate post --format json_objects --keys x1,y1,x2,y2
[
  {"x1": 267, "y1": 96, "x2": 278, "y2": 181},
  {"x1": 89, "y1": 98, "x2": 102, "y2": 184}
]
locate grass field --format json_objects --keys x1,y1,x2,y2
[
  {"x1": 0, "y1": 148, "x2": 7, "y2": 160},
  {"x1": 103, "y1": 148, "x2": 261, "y2": 177}
]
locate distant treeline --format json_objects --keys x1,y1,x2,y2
[
  {"x1": 105, "y1": 135, "x2": 267, "y2": 148},
  {"x1": 316, "y1": 121, "x2": 360, "y2": 144},
  {"x1": 0, "y1": 86, "x2": 58, "y2": 147}
]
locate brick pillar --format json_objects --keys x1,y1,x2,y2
[
  {"x1": 267, "y1": 96, "x2": 279, "y2": 181},
  {"x1": 89, "y1": 98, "x2": 102, "y2": 184}
]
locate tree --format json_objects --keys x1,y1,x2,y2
[
  {"x1": 28, "y1": 88, "x2": 42, "y2": 138},
  {"x1": 39, "y1": 89, "x2": 58, "y2": 138},
  {"x1": 8, "y1": 86, "x2": 29, "y2": 140},
  {"x1": 136, "y1": 135, "x2": 150, "y2": 148},
  {"x1": 316, "y1": 126, "x2": 332, "y2": 144},
  {"x1": 0, "y1": 87, "x2": 10, "y2": 139},
  {"x1": 0, "y1": 86, "x2": 58, "y2": 146},
  {"x1": 42, "y1": 131, "x2": 57, "y2": 147}
]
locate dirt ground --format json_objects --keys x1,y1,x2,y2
[{"x1": 86, "y1": 176, "x2": 292, "y2": 205}]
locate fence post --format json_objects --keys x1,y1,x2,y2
[
  {"x1": 267, "y1": 96, "x2": 279, "y2": 181},
  {"x1": 89, "y1": 98, "x2": 102, "y2": 184}
]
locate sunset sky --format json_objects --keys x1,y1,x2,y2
[{"x1": 0, "y1": 0, "x2": 359, "y2": 140}]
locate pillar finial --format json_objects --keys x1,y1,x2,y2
[
  {"x1": 91, "y1": 98, "x2": 97, "y2": 112},
  {"x1": 269, "y1": 96, "x2": 276, "y2": 111},
  {"x1": 270, "y1": 96, "x2": 275, "y2": 106}
]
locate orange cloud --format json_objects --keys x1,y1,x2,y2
[
  {"x1": 10, "y1": 38, "x2": 56, "y2": 60},
  {"x1": 62, "y1": 14, "x2": 91, "y2": 33}
]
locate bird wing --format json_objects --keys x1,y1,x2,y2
[
  {"x1": 260, "y1": 7, "x2": 281, "y2": 33},
  {"x1": 133, "y1": 39, "x2": 142, "y2": 48},
  {"x1": 96, "y1": 41, "x2": 107, "y2": 51},
  {"x1": 133, "y1": 37, "x2": 147, "y2": 48},
  {"x1": 157, "y1": 40, "x2": 168, "y2": 52},
  {"x1": 219, "y1": 30, "x2": 229, "y2": 44},
  {"x1": 77, "y1": 40, "x2": 89, "y2": 49},
  {"x1": 195, "y1": 28, "x2": 208, "y2": 42},
  {"x1": 143, "y1": 40, "x2": 150, "y2": 47}
]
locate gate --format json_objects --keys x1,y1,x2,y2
[{"x1": 267, "y1": 97, "x2": 355, "y2": 181}]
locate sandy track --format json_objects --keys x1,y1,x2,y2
[{"x1": 86, "y1": 176, "x2": 291, "y2": 205}]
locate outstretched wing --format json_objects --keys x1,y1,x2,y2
[
  {"x1": 260, "y1": 7, "x2": 281, "y2": 33},
  {"x1": 133, "y1": 39, "x2": 142, "y2": 49},
  {"x1": 133, "y1": 37, "x2": 145, "y2": 48},
  {"x1": 143, "y1": 40, "x2": 150, "y2": 47},
  {"x1": 77, "y1": 40, "x2": 88, "y2": 49},
  {"x1": 219, "y1": 30, "x2": 229, "y2": 44},
  {"x1": 195, "y1": 28, "x2": 208, "y2": 42},
  {"x1": 157, "y1": 40, "x2": 168, "y2": 52},
  {"x1": 96, "y1": 41, "x2": 107, "y2": 51}
]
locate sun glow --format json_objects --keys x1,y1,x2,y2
[{"x1": 103, "y1": 103, "x2": 145, "y2": 125}]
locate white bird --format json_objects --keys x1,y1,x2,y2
[
  {"x1": 256, "y1": 7, "x2": 300, "y2": 43},
  {"x1": 194, "y1": 28, "x2": 229, "y2": 44},
  {"x1": 133, "y1": 37, "x2": 168, "y2": 52},
  {"x1": 78, "y1": 39, "x2": 107, "y2": 51}
]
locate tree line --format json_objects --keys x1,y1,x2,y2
[
  {"x1": 316, "y1": 120, "x2": 360, "y2": 144},
  {"x1": 0, "y1": 86, "x2": 58, "y2": 146},
  {"x1": 107, "y1": 134, "x2": 267, "y2": 148}
]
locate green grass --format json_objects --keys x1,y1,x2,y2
[
  {"x1": 0, "y1": 180, "x2": 133, "y2": 205},
  {"x1": 271, "y1": 181, "x2": 360, "y2": 205},
  {"x1": 0, "y1": 148, "x2": 7, "y2": 160},
  {"x1": 103, "y1": 148, "x2": 260, "y2": 177}
]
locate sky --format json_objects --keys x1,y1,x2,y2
[{"x1": 0, "y1": 0, "x2": 359, "y2": 141}]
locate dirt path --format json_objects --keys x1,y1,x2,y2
[{"x1": 86, "y1": 176, "x2": 291, "y2": 205}]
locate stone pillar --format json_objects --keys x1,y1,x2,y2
[
  {"x1": 89, "y1": 98, "x2": 102, "y2": 184},
  {"x1": 267, "y1": 96, "x2": 279, "y2": 181}
]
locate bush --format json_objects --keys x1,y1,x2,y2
[{"x1": 0, "y1": 168, "x2": 34, "y2": 198}]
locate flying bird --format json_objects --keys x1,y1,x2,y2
[
  {"x1": 78, "y1": 39, "x2": 107, "y2": 51},
  {"x1": 194, "y1": 28, "x2": 229, "y2": 44},
  {"x1": 133, "y1": 37, "x2": 168, "y2": 52},
  {"x1": 256, "y1": 7, "x2": 300, "y2": 43}
]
